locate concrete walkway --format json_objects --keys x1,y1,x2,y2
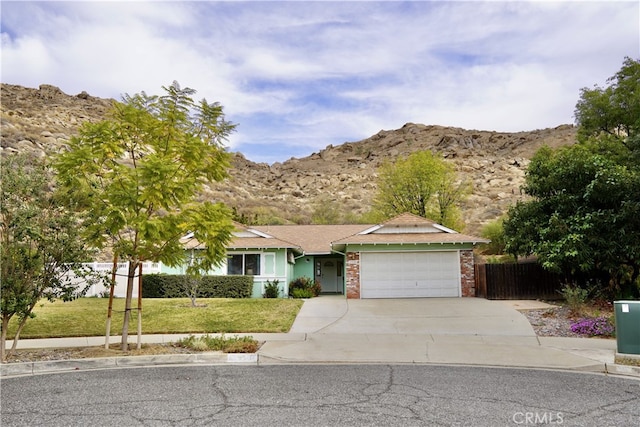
[{"x1": 3, "y1": 297, "x2": 640, "y2": 379}]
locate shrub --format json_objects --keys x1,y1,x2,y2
[
  {"x1": 288, "y1": 276, "x2": 321, "y2": 298},
  {"x1": 263, "y1": 279, "x2": 280, "y2": 298},
  {"x1": 142, "y1": 274, "x2": 183, "y2": 298},
  {"x1": 142, "y1": 274, "x2": 252, "y2": 298},
  {"x1": 291, "y1": 288, "x2": 314, "y2": 298},
  {"x1": 175, "y1": 334, "x2": 259, "y2": 353},
  {"x1": 200, "y1": 276, "x2": 252, "y2": 298},
  {"x1": 559, "y1": 283, "x2": 589, "y2": 314},
  {"x1": 570, "y1": 317, "x2": 615, "y2": 337}
]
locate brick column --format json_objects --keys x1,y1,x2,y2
[
  {"x1": 460, "y1": 250, "x2": 476, "y2": 297},
  {"x1": 345, "y1": 252, "x2": 361, "y2": 299}
]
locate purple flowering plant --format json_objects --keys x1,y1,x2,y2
[{"x1": 570, "y1": 316, "x2": 615, "y2": 337}]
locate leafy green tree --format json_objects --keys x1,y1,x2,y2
[
  {"x1": 505, "y1": 58, "x2": 640, "y2": 299},
  {"x1": 504, "y1": 145, "x2": 640, "y2": 298},
  {"x1": 575, "y1": 57, "x2": 640, "y2": 144},
  {"x1": 479, "y1": 217, "x2": 507, "y2": 255},
  {"x1": 372, "y1": 150, "x2": 468, "y2": 229},
  {"x1": 1, "y1": 154, "x2": 100, "y2": 361},
  {"x1": 55, "y1": 82, "x2": 236, "y2": 350}
]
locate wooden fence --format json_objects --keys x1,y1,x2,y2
[{"x1": 474, "y1": 262, "x2": 564, "y2": 300}]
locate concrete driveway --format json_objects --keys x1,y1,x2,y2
[{"x1": 289, "y1": 296, "x2": 537, "y2": 337}]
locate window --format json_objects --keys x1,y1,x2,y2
[{"x1": 227, "y1": 254, "x2": 261, "y2": 276}]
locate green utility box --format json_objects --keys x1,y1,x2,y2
[{"x1": 614, "y1": 301, "x2": 640, "y2": 355}]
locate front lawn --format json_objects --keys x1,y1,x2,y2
[{"x1": 5, "y1": 298, "x2": 304, "y2": 339}]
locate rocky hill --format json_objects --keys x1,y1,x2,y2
[{"x1": 1, "y1": 83, "x2": 577, "y2": 234}]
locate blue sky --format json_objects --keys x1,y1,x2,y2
[{"x1": 2, "y1": 1, "x2": 638, "y2": 164}]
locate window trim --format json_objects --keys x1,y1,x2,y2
[{"x1": 227, "y1": 252, "x2": 262, "y2": 276}]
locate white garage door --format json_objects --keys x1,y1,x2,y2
[{"x1": 360, "y1": 251, "x2": 460, "y2": 298}]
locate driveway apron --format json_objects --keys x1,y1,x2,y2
[{"x1": 289, "y1": 296, "x2": 536, "y2": 337}]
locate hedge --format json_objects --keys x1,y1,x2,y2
[{"x1": 142, "y1": 274, "x2": 252, "y2": 298}]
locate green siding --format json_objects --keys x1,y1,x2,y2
[
  {"x1": 293, "y1": 256, "x2": 315, "y2": 280},
  {"x1": 166, "y1": 248, "x2": 291, "y2": 298}
]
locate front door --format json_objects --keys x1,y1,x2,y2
[{"x1": 316, "y1": 258, "x2": 342, "y2": 293}]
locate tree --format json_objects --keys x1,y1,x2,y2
[
  {"x1": 479, "y1": 217, "x2": 507, "y2": 255},
  {"x1": 575, "y1": 57, "x2": 640, "y2": 144},
  {"x1": 372, "y1": 150, "x2": 468, "y2": 229},
  {"x1": 504, "y1": 144, "x2": 640, "y2": 299},
  {"x1": 0, "y1": 154, "x2": 100, "y2": 362},
  {"x1": 55, "y1": 82, "x2": 236, "y2": 350},
  {"x1": 504, "y1": 58, "x2": 640, "y2": 299}
]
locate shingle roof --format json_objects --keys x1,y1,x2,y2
[
  {"x1": 181, "y1": 223, "x2": 302, "y2": 252},
  {"x1": 380, "y1": 212, "x2": 439, "y2": 226},
  {"x1": 253, "y1": 224, "x2": 371, "y2": 254},
  {"x1": 331, "y1": 232, "x2": 489, "y2": 246},
  {"x1": 182, "y1": 213, "x2": 488, "y2": 253},
  {"x1": 331, "y1": 213, "x2": 488, "y2": 246}
]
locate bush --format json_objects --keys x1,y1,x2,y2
[
  {"x1": 288, "y1": 276, "x2": 321, "y2": 298},
  {"x1": 571, "y1": 317, "x2": 615, "y2": 337},
  {"x1": 559, "y1": 283, "x2": 589, "y2": 314},
  {"x1": 142, "y1": 274, "x2": 183, "y2": 298},
  {"x1": 200, "y1": 276, "x2": 252, "y2": 298},
  {"x1": 175, "y1": 334, "x2": 259, "y2": 353},
  {"x1": 263, "y1": 279, "x2": 280, "y2": 298},
  {"x1": 291, "y1": 288, "x2": 314, "y2": 298},
  {"x1": 142, "y1": 274, "x2": 252, "y2": 298}
]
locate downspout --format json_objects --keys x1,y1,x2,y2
[
  {"x1": 331, "y1": 246, "x2": 347, "y2": 296},
  {"x1": 330, "y1": 243, "x2": 346, "y2": 256}
]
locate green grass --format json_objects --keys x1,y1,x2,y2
[{"x1": 5, "y1": 298, "x2": 304, "y2": 339}]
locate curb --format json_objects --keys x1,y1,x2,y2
[
  {"x1": 606, "y1": 361, "x2": 640, "y2": 378},
  {"x1": 1, "y1": 352, "x2": 259, "y2": 378},
  {"x1": 3, "y1": 353, "x2": 639, "y2": 380}
]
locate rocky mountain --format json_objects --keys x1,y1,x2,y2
[{"x1": 1, "y1": 83, "x2": 577, "y2": 234}]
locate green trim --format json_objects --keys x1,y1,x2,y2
[{"x1": 345, "y1": 243, "x2": 474, "y2": 252}]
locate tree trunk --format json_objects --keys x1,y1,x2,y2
[
  {"x1": 121, "y1": 260, "x2": 139, "y2": 351},
  {"x1": 7, "y1": 312, "x2": 33, "y2": 360},
  {"x1": 105, "y1": 256, "x2": 118, "y2": 349},
  {"x1": 1, "y1": 316, "x2": 9, "y2": 363},
  {"x1": 7, "y1": 299, "x2": 38, "y2": 360},
  {"x1": 136, "y1": 263, "x2": 143, "y2": 350}
]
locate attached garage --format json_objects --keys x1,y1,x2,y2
[
  {"x1": 331, "y1": 213, "x2": 489, "y2": 299},
  {"x1": 360, "y1": 251, "x2": 460, "y2": 298}
]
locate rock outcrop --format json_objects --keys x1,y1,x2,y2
[{"x1": 1, "y1": 83, "x2": 577, "y2": 234}]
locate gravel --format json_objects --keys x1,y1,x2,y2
[{"x1": 520, "y1": 306, "x2": 578, "y2": 337}]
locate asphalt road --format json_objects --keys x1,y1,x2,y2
[{"x1": 2, "y1": 365, "x2": 639, "y2": 426}]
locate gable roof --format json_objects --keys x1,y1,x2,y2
[
  {"x1": 253, "y1": 224, "x2": 371, "y2": 255},
  {"x1": 183, "y1": 214, "x2": 488, "y2": 254},
  {"x1": 182, "y1": 222, "x2": 303, "y2": 252},
  {"x1": 331, "y1": 213, "x2": 489, "y2": 248}
]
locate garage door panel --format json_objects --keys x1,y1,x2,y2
[{"x1": 360, "y1": 252, "x2": 460, "y2": 298}]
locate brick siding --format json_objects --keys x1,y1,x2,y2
[
  {"x1": 345, "y1": 252, "x2": 360, "y2": 299},
  {"x1": 460, "y1": 249, "x2": 476, "y2": 297}
]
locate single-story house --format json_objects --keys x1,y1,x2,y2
[{"x1": 164, "y1": 213, "x2": 488, "y2": 299}]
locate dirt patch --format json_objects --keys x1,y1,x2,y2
[{"x1": 5, "y1": 343, "x2": 198, "y2": 364}]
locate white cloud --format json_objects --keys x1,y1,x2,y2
[{"x1": 1, "y1": 1, "x2": 638, "y2": 164}]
